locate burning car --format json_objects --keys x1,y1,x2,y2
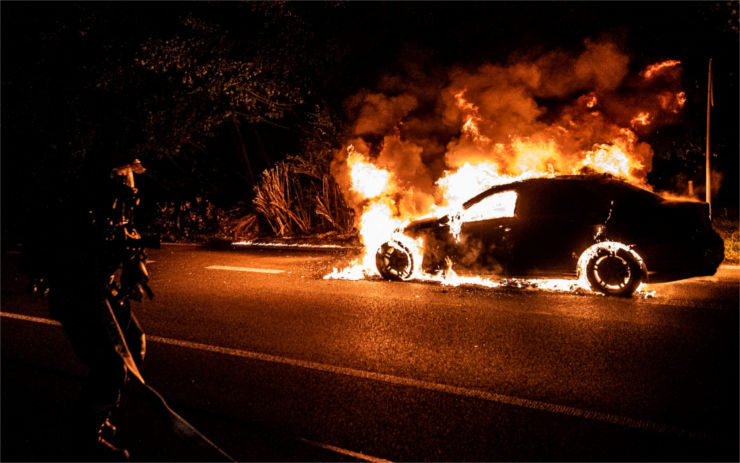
[{"x1": 375, "y1": 174, "x2": 724, "y2": 296}]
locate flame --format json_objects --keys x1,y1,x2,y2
[
  {"x1": 584, "y1": 93, "x2": 598, "y2": 108},
  {"x1": 676, "y1": 91, "x2": 686, "y2": 107},
  {"x1": 347, "y1": 145, "x2": 392, "y2": 199},
  {"x1": 357, "y1": 200, "x2": 405, "y2": 270},
  {"x1": 328, "y1": 132, "x2": 652, "y2": 285},
  {"x1": 658, "y1": 91, "x2": 687, "y2": 114},
  {"x1": 435, "y1": 161, "x2": 505, "y2": 210},
  {"x1": 580, "y1": 144, "x2": 638, "y2": 177},
  {"x1": 642, "y1": 59, "x2": 681, "y2": 79},
  {"x1": 455, "y1": 89, "x2": 490, "y2": 143},
  {"x1": 326, "y1": 42, "x2": 684, "y2": 295},
  {"x1": 630, "y1": 112, "x2": 652, "y2": 128}
]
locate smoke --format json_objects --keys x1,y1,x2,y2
[{"x1": 332, "y1": 37, "x2": 685, "y2": 222}]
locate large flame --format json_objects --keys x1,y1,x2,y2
[
  {"x1": 326, "y1": 40, "x2": 684, "y2": 295},
  {"x1": 348, "y1": 145, "x2": 392, "y2": 199}
]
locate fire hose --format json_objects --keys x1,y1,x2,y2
[{"x1": 101, "y1": 296, "x2": 236, "y2": 462}]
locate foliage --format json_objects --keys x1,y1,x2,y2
[
  {"x1": 149, "y1": 155, "x2": 355, "y2": 242},
  {"x1": 132, "y1": 7, "x2": 308, "y2": 161},
  {"x1": 251, "y1": 157, "x2": 354, "y2": 238},
  {"x1": 117, "y1": 2, "x2": 353, "y2": 204},
  {"x1": 713, "y1": 209, "x2": 739, "y2": 264},
  {"x1": 3, "y1": 3, "x2": 343, "y2": 212},
  {"x1": 151, "y1": 198, "x2": 228, "y2": 242},
  {"x1": 220, "y1": 213, "x2": 260, "y2": 241},
  {"x1": 241, "y1": 100, "x2": 354, "y2": 239}
]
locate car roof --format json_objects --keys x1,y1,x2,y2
[{"x1": 462, "y1": 174, "x2": 660, "y2": 209}]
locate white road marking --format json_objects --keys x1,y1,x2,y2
[
  {"x1": 297, "y1": 438, "x2": 392, "y2": 463},
  {"x1": 0, "y1": 311, "x2": 388, "y2": 462},
  {"x1": 232, "y1": 240, "x2": 355, "y2": 250},
  {"x1": 2, "y1": 312, "x2": 61, "y2": 326},
  {"x1": 206, "y1": 265, "x2": 284, "y2": 274},
  {"x1": 1, "y1": 311, "x2": 707, "y2": 442}
]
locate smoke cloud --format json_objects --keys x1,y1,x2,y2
[{"x1": 332, "y1": 37, "x2": 685, "y2": 222}]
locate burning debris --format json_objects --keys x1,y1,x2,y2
[{"x1": 326, "y1": 39, "x2": 694, "y2": 294}]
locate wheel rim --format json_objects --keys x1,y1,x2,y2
[
  {"x1": 593, "y1": 254, "x2": 631, "y2": 290},
  {"x1": 377, "y1": 242, "x2": 413, "y2": 280}
]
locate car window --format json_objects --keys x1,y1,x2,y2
[
  {"x1": 462, "y1": 190, "x2": 517, "y2": 222},
  {"x1": 606, "y1": 182, "x2": 663, "y2": 205},
  {"x1": 517, "y1": 181, "x2": 607, "y2": 218}
]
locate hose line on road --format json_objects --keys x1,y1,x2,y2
[{"x1": 101, "y1": 298, "x2": 237, "y2": 462}]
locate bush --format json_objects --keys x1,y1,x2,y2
[
  {"x1": 151, "y1": 197, "x2": 228, "y2": 242},
  {"x1": 714, "y1": 209, "x2": 739, "y2": 264},
  {"x1": 147, "y1": 156, "x2": 357, "y2": 243}
]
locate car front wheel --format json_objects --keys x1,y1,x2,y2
[
  {"x1": 375, "y1": 240, "x2": 415, "y2": 281},
  {"x1": 578, "y1": 243, "x2": 645, "y2": 297}
]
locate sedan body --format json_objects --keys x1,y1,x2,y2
[{"x1": 376, "y1": 174, "x2": 724, "y2": 296}]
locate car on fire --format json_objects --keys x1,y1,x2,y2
[{"x1": 375, "y1": 174, "x2": 724, "y2": 296}]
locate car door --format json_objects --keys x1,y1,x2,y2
[
  {"x1": 514, "y1": 180, "x2": 610, "y2": 274},
  {"x1": 455, "y1": 188, "x2": 520, "y2": 272}
]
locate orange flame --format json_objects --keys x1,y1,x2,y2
[
  {"x1": 347, "y1": 145, "x2": 392, "y2": 199},
  {"x1": 642, "y1": 59, "x2": 681, "y2": 79},
  {"x1": 585, "y1": 93, "x2": 598, "y2": 108},
  {"x1": 455, "y1": 89, "x2": 490, "y2": 143},
  {"x1": 630, "y1": 112, "x2": 652, "y2": 128},
  {"x1": 580, "y1": 143, "x2": 641, "y2": 177},
  {"x1": 658, "y1": 91, "x2": 687, "y2": 113},
  {"x1": 676, "y1": 91, "x2": 687, "y2": 107},
  {"x1": 327, "y1": 42, "x2": 684, "y2": 294}
]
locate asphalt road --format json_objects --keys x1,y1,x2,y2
[{"x1": 2, "y1": 244, "x2": 738, "y2": 461}]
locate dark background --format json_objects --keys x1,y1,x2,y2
[{"x1": 2, "y1": 1, "x2": 738, "y2": 242}]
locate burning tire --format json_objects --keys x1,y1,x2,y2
[
  {"x1": 578, "y1": 242, "x2": 646, "y2": 297},
  {"x1": 375, "y1": 240, "x2": 415, "y2": 281}
]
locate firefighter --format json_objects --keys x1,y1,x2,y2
[{"x1": 23, "y1": 159, "x2": 153, "y2": 460}]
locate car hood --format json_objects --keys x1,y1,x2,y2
[{"x1": 404, "y1": 216, "x2": 446, "y2": 233}]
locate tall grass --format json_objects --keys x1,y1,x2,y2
[{"x1": 250, "y1": 158, "x2": 353, "y2": 238}]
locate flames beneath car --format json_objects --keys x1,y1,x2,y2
[{"x1": 325, "y1": 40, "x2": 687, "y2": 296}]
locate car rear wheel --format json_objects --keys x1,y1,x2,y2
[
  {"x1": 375, "y1": 240, "x2": 415, "y2": 281},
  {"x1": 583, "y1": 247, "x2": 643, "y2": 297}
]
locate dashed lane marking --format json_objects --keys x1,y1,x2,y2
[
  {"x1": 205, "y1": 265, "x2": 285, "y2": 274},
  {"x1": 297, "y1": 438, "x2": 392, "y2": 463},
  {"x1": 1, "y1": 311, "x2": 708, "y2": 443}
]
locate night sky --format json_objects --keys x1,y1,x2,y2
[{"x1": 2, "y1": 1, "x2": 738, "y2": 241}]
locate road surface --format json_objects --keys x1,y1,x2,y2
[{"x1": 2, "y1": 244, "x2": 738, "y2": 461}]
